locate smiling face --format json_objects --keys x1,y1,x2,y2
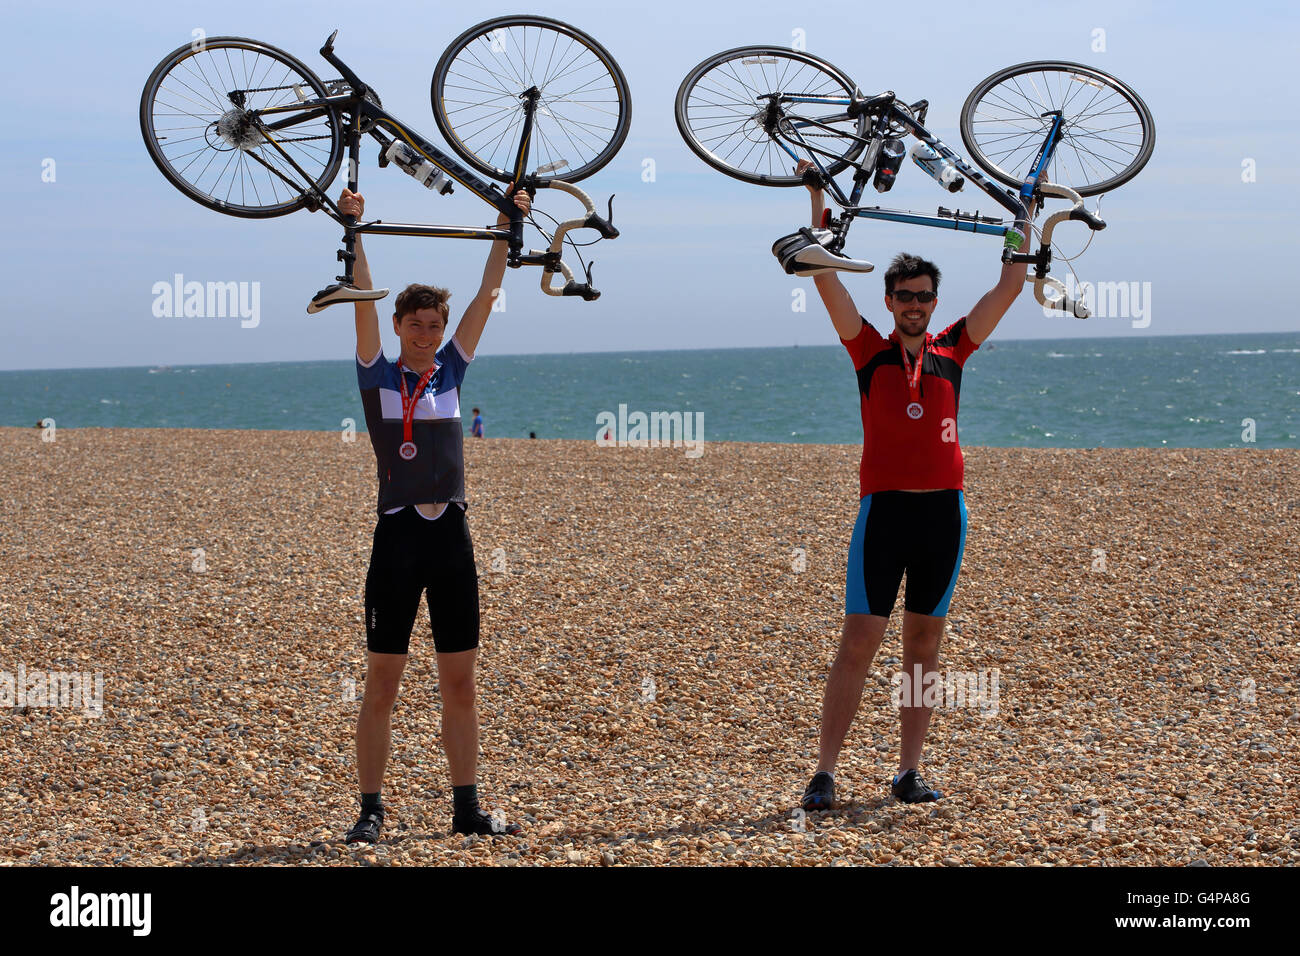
[
  {"x1": 886, "y1": 275, "x2": 938, "y2": 341},
  {"x1": 394, "y1": 306, "x2": 447, "y2": 367}
]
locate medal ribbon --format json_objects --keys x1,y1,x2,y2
[
  {"x1": 397, "y1": 361, "x2": 438, "y2": 450},
  {"x1": 899, "y1": 335, "x2": 929, "y2": 404}
]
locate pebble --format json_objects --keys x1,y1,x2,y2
[{"x1": 4, "y1": 432, "x2": 1294, "y2": 867}]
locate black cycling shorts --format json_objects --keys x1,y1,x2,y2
[
  {"x1": 364, "y1": 505, "x2": 479, "y2": 655},
  {"x1": 845, "y1": 490, "x2": 968, "y2": 618}
]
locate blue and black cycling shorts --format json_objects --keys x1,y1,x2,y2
[{"x1": 845, "y1": 490, "x2": 968, "y2": 618}]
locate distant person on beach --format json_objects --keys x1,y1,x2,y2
[
  {"x1": 795, "y1": 158, "x2": 1040, "y2": 810},
  {"x1": 339, "y1": 186, "x2": 529, "y2": 844},
  {"x1": 471, "y1": 407, "x2": 484, "y2": 438}
]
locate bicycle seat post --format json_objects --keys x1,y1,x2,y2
[{"x1": 335, "y1": 107, "x2": 364, "y2": 286}]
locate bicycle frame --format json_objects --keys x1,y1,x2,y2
[
  {"x1": 775, "y1": 92, "x2": 1051, "y2": 225},
  {"x1": 766, "y1": 90, "x2": 1103, "y2": 318},
  {"x1": 241, "y1": 32, "x2": 615, "y2": 298}
]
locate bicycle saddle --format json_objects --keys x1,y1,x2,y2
[
  {"x1": 306, "y1": 283, "x2": 391, "y2": 314},
  {"x1": 772, "y1": 227, "x2": 875, "y2": 277}
]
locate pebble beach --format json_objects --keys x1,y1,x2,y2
[{"x1": 2, "y1": 427, "x2": 1297, "y2": 867}]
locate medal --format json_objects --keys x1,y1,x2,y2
[
  {"x1": 898, "y1": 335, "x2": 930, "y2": 420},
  {"x1": 396, "y1": 360, "x2": 438, "y2": 462}
]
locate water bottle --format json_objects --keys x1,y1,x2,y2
[
  {"x1": 910, "y1": 142, "x2": 964, "y2": 193},
  {"x1": 872, "y1": 137, "x2": 905, "y2": 193},
  {"x1": 383, "y1": 140, "x2": 454, "y2": 195}
]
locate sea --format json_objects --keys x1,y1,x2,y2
[{"x1": 3, "y1": 332, "x2": 1297, "y2": 448}]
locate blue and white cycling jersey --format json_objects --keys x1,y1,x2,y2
[{"x1": 356, "y1": 336, "x2": 471, "y2": 514}]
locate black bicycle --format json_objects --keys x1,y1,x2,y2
[
  {"x1": 676, "y1": 49, "x2": 1154, "y2": 317},
  {"x1": 140, "y1": 16, "x2": 631, "y2": 310}
]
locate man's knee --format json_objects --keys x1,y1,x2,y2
[
  {"x1": 441, "y1": 673, "x2": 476, "y2": 709},
  {"x1": 838, "y1": 615, "x2": 886, "y2": 670},
  {"x1": 362, "y1": 679, "x2": 402, "y2": 713},
  {"x1": 902, "y1": 615, "x2": 944, "y2": 658},
  {"x1": 438, "y1": 652, "x2": 478, "y2": 709},
  {"x1": 361, "y1": 654, "x2": 407, "y2": 713}
]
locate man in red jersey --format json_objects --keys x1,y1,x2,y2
[{"x1": 793, "y1": 158, "x2": 1039, "y2": 808}]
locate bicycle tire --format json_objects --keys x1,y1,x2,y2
[
  {"x1": 675, "y1": 45, "x2": 868, "y2": 187},
  {"x1": 140, "y1": 36, "x2": 344, "y2": 218},
  {"x1": 960, "y1": 60, "x2": 1154, "y2": 197},
  {"x1": 431, "y1": 15, "x2": 631, "y2": 184}
]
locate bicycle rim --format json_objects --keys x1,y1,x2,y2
[
  {"x1": 140, "y1": 38, "x2": 343, "y2": 218},
  {"x1": 675, "y1": 46, "x2": 867, "y2": 186},
  {"x1": 960, "y1": 60, "x2": 1154, "y2": 197},
  {"x1": 432, "y1": 15, "x2": 631, "y2": 184}
]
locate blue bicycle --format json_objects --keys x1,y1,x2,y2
[{"x1": 676, "y1": 49, "x2": 1154, "y2": 317}]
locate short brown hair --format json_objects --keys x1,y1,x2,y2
[
  {"x1": 394, "y1": 283, "x2": 451, "y2": 322},
  {"x1": 883, "y1": 253, "x2": 941, "y2": 295}
]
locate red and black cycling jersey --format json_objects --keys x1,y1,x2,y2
[{"x1": 841, "y1": 316, "x2": 979, "y2": 496}]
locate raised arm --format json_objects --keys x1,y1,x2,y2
[
  {"x1": 796, "y1": 159, "x2": 863, "y2": 341},
  {"x1": 340, "y1": 189, "x2": 382, "y2": 363},
  {"x1": 964, "y1": 183, "x2": 1042, "y2": 345},
  {"x1": 451, "y1": 189, "x2": 532, "y2": 357}
]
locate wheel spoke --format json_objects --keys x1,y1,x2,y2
[
  {"x1": 680, "y1": 50, "x2": 861, "y2": 182},
  {"x1": 435, "y1": 19, "x2": 626, "y2": 181},
  {"x1": 963, "y1": 64, "x2": 1152, "y2": 195},
  {"x1": 144, "y1": 42, "x2": 338, "y2": 214}
]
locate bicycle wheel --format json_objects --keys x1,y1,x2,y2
[
  {"x1": 140, "y1": 37, "x2": 344, "y2": 218},
  {"x1": 431, "y1": 15, "x2": 631, "y2": 184},
  {"x1": 676, "y1": 46, "x2": 868, "y2": 187},
  {"x1": 960, "y1": 61, "x2": 1154, "y2": 197}
]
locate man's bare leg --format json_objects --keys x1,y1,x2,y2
[
  {"x1": 436, "y1": 649, "x2": 478, "y2": 786},
  {"x1": 816, "y1": 613, "x2": 890, "y2": 774},
  {"x1": 356, "y1": 651, "x2": 408, "y2": 793},
  {"x1": 898, "y1": 610, "x2": 945, "y2": 775}
]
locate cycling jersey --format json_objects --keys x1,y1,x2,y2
[
  {"x1": 841, "y1": 316, "x2": 979, "y2": 496},
  {"x1": 356, "y1": 337, "x2": 471, "y2": 514}
]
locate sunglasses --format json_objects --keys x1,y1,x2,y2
[{"x1": 889, "y1": 290, "x2": 937, "y2": 303}]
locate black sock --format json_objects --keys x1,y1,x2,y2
[
  {"x1": 361, "y1": 791, "x2": 383, "y2": 814},
  {"x1": 453, "y1": 784, "x2": 479, "y2": 817}
]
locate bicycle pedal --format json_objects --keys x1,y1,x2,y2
[{"x1": 306, "y1": 283, "x2": 390, "y2": 314}]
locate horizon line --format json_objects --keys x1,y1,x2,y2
[{"x1": 2, "y1": 327, "x2": 1296, "y2": 374}]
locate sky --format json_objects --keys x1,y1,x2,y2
[{"x1": 4, "y1": 0, "x2": 1297, "y2": 369}]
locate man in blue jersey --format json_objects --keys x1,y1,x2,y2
[
  {"x1": 340, "y1": 186, "x2": 530, "y2": 844},
  {"x1": 471, "y1": 408, "x2": 484, "y2": 438}
]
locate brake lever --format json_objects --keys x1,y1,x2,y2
[
  {"x1": 582, "y1": 195, "x2": 618, "y2": 239},
  {"x1": 580, "y1": 261, "x2": 600, "y2": 301},
  {"x1": 559, "y1": 260, "x2": 601, "y2": 300}
]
